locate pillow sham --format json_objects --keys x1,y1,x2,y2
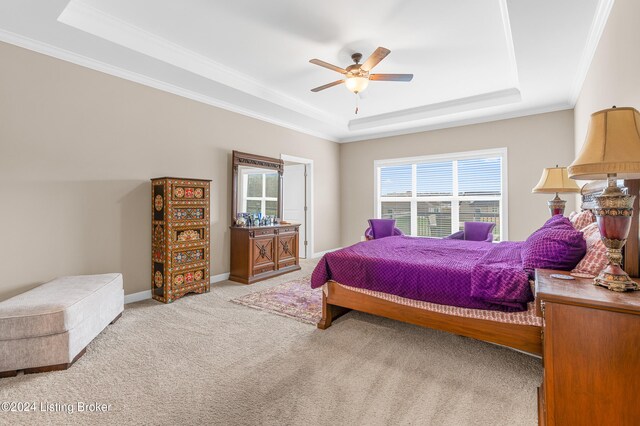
[
  {"x1": 526, "y1": 215, "x2": 573, "y2": 241},
  {"x1": 572, "y1": 222, "x2": 608, "y2": 276},
  {"x1": 569, "y1": 210, "x2": 596, "y2": 230},
  {"x1": 368, "y1": 219, "x2": 396, "y2": 239},
  {"x1": 522, "y1": 220, "x2": 587, "y2": 271}
]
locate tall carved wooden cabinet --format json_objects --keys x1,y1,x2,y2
[{"x1": 151, "y1": 177, "x2": 211, "y2": 303}]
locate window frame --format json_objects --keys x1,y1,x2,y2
[
  {"x1": 373, "y1": 148, "x2": 508, "y2": 240},
  {"x1": 241, "y1": 169, "x2": 279, "y2": 217}
]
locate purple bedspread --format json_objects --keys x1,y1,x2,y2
[{"x1": 311, "y1": 236, "x2": 533, "y2": 312}]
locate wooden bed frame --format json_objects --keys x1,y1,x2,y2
[{"x1": 317, "y1": 180, "x2": 640, "y2": 357}]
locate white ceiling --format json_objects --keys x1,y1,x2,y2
[{"x1": 0, "y1": 0, "x2": 612, "y2": 142}]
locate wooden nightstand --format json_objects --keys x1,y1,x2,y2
[{"x1": 535, "y1": 269, "x2": 640, "y2": 426}]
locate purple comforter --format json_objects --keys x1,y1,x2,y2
[{"x1": 311, "y1": 236, "x2": 533, "y2": 312}]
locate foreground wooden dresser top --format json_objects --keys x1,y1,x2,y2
[{"x1": 535, "y1": 269, "x2": 640, "y2": 426}]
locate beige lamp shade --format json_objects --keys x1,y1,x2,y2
[
  {"x1": 532, "y1": 167, "x2": 580, "y2": 193},
  {"x1": 568, "y1": 107, "x2": 640, "y2": 180}
]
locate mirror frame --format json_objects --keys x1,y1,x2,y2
[{"x1": 231, "y1": 150, "x2": 284, "y2": 225}]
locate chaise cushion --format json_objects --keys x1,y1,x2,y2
[{"x1": 0, "y1": 273, "x2": 123, "y2": 341}]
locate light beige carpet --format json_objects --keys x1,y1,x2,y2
[{"x1": 0, "y1": 258, "x2": 542, "y2": 425}]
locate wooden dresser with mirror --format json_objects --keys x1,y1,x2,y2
[{"x1": 229, "y1": 151, "x2": 301, "y2": 284}]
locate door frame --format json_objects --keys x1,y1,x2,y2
[{"x1": 281, "y1": 154, "x2": 313, "y2": 259}]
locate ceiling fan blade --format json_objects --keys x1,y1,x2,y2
[
  {"x1": 311, "y1": 80, "x2": 345, "y2": 92},
  {"x1": 361, "y1": 47, "x2": 391, "y2": 71},
  {"x1": 309, "y1": 59, "x2": 347, "y2": 74},
  {"x1": 370, "y1": 73, "x2": 414, "y2": 82}
]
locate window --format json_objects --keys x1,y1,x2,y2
[
  {"x1": 241, "y1": 170, "x2": 279, "y2": 217},
  {"x1": 375, "y1": 149, "x2": 506, "y2": 241}
]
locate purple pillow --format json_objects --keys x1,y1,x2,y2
[
  {"x1": 368, "y1": 219, "x2": 396, "y2": 239},
  {"x1": 522, "y1": 220, "x2": 586, "y2": 271},
  {"x1": 526, "y1": 215, "x2": 573, "y2": 242},
  {"x1": 543, "y1": 215, "x2": 571, "y2": 228}
]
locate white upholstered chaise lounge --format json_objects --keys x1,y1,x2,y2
[{"x1": 0, "y1": 273, "x2": 124, "y2": 377}]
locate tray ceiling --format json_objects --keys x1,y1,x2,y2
[{"x1": 0, "y1": 0, "x2": 611, "y2": 142}]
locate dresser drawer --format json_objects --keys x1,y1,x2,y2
[
  {"x1": 168, "y1": 180, "x2": 209, "y2": 201},
  {"x1": 279, "y1": 259, "x2": 297, "y2": 269},
  {"x1": 171, "y1": 226, "x2": 207, "y2": 244},
  {"x1": 278, "y1": 226, "x2": 298, "y2": 234},
  {"x1": 171, "y1": 267, "x2": 206, "y2": 289},
  {"x1": 253, "y1": 265, "x2": 276, "y2": 276},
  {"x1": 170, "y1": 206, "x2": 207, "y2": 222},
  {"x1": 172, "y1": 246, "x2": 206, "y2": 267},
  {"x1": 253, "y1": 228, "x2": 276, "y2": 237}
]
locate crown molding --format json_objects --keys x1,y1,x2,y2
[
  {"x1": 0, "y1": 29, "x2": 339, "y2": 142},
  {"x1": 58, "y1": 0, "x2": 343, "y2": 128},
  {"x1": 567, "y1": 0, "x2": 615, "y2": 105}
]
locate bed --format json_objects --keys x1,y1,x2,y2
[{"x1": 313, "y1": 181, "x2": 640, "y2": 356}]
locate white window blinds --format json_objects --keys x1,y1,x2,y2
[{"x1": 375, "y1": 149, "x2": 506, "y2": 241}]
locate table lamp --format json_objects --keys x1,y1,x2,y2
[
  {"x1": 532, "y1": 166, "x2": 580, "y2": 216},
  {"x1": 568, "y1": 106, "x2": 640, "y2": 292}
]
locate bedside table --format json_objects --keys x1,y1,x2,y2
[{"x1": 534, "y1": 269, "x2": 640, "y2": 426}]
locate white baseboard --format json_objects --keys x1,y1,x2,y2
[
  {"x1": 124, "y1": 290, "x2": 152, "y2": 304},
  {"x1": 123, "y1": 272, "x2": 231, "y2": 304},
  {"x1": 311, "y1": 247, "x2": 342, "y2": 259},
  {"x1": 211, "y1": 272, "x2": 230, "y2": 284}
]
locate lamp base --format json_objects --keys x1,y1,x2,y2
[
  {"x1": 593, "y1": 175, "x2": 639, "y2": 292},
  {"x1": 594, "y1": 263, "x2": 639, "y2": 292},
  {"x1": 547, "y1": 193, "x2": 566, "y2": 216}
]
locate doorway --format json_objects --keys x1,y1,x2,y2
[{"x1": 281, "y1": 154, "x2": 313, "y2": 259}]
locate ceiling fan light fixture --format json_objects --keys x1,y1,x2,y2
[{"x1": 345, "y1": 76, "x2": 369, "y2": 94}]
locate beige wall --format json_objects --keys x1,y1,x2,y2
[
  {"x1": 340, "y1": 110, "x2": 576, "y2": 246},
  {"x1": 574, "y1": 0, "x2": 640, "y2": 153},
  {"x1": 0, "y1": 38, "x2": 581, "y2": 301},
  {"x1": 0, "y1": 42, "x2": 341, "y2": 301}
]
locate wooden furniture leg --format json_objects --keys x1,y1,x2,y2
[{"x1": 317, "y1": 290, "x2": 350, "y2": 329}]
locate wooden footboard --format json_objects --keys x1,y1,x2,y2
[{"x1": 319, "y1": 281, "x2": 542, "y2": 356}]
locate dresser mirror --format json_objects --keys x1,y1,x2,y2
[{"x1": 231, "y1": 151, "x2": 283, "y2": 225}]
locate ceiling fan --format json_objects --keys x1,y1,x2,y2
[{"x1": 309, "y1": 47, "x2": 413, "y2": 95}]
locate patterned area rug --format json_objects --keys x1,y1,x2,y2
[{"x1": 230, "y1": 276, "x2": 322, "y2": 325}]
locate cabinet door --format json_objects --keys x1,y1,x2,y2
[
  {"x1": 251, "y1": 237, "x2": 276, "y2": 274},
  {"x1": 544, "y1": 302, "x2": 640, "y2": 425},
  {"x1": 277, "y1": 232, "x2": 298, "y2": 268}
]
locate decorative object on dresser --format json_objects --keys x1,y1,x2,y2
[
  {"x1": 568, "y1": 106, "x2": 640, "y2": 291},
  {"x1": 535, "y1": 269, "x2": 640, "y2": 425},
  {"x1": 151, "y1": 177, "x2": 211, "y2": 303},
  {"x1": 230, "y1": 151, "x2": 301, "y2": 284},
  {"x1": 531, "y1": 166, "x2": 580, "y2": 216}
]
